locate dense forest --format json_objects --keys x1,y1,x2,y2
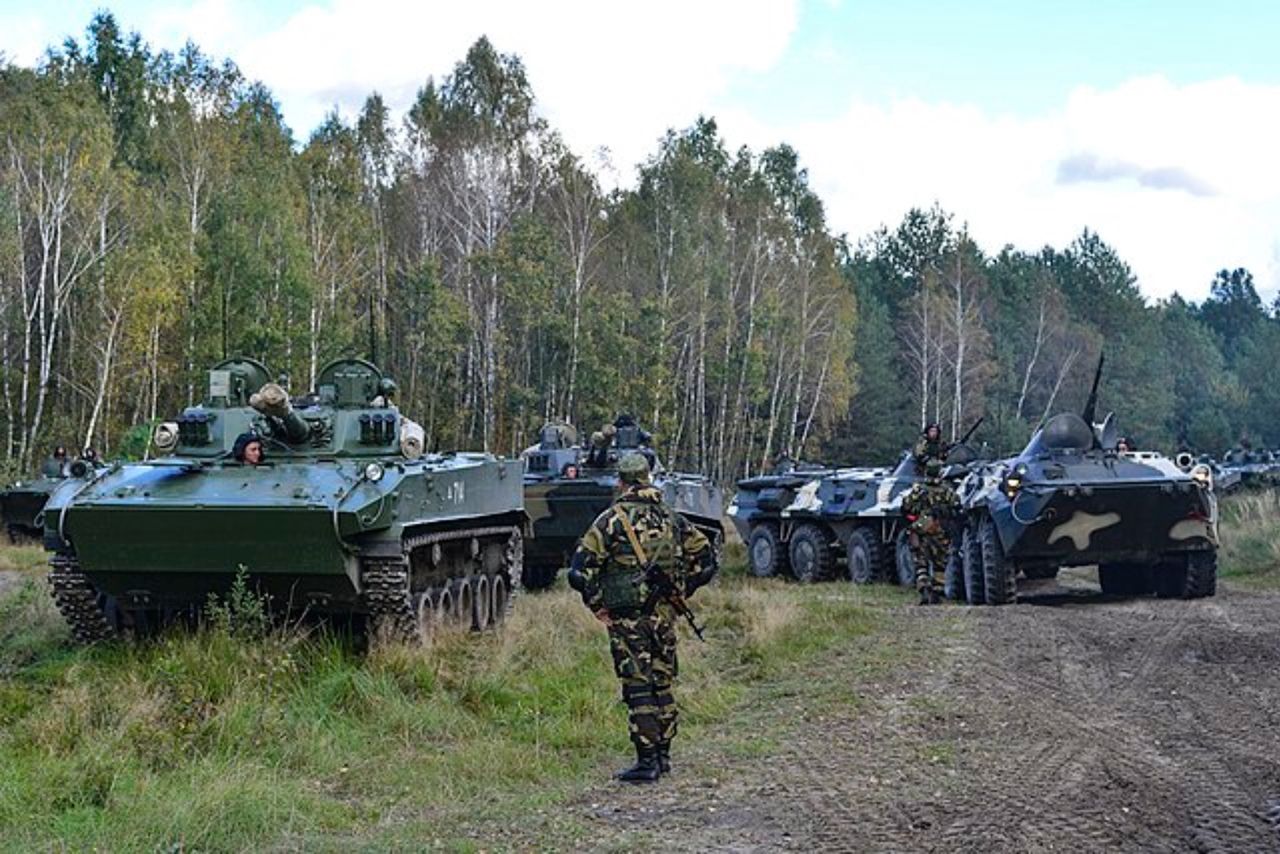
[{"x1": 0, "y1": 14, "x2": 1273, "y2": 481}]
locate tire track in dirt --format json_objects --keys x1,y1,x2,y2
[{"x1": 556, "y1": 581, "x2": 1280, "y2": 852}]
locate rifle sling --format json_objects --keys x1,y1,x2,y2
[{"x1": 615, "y1": 507, "x2": 649, "y2": 566}]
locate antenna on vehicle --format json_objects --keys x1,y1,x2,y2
[{"x1": 1082, "y1": 352, "x2": 1105, "y2": 426}]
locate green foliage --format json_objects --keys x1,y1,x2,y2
[{"x1": 0, "y1": 555, "x2": 882, "y2": 850}]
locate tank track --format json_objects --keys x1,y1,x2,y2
[
  {"x1": 362, "y1": 525, "x2": 523, "y2": 641},
  {"x1": 48, "y1": 553, "x2": 116, "y2": 644}
]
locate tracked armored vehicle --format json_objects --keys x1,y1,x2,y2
[
  {"x1": 520, "y1": 419, "x2": 724, "y2": 589},
  {"x1": 1, "y1": 475, "x2": 64, "y2": 543},
  {"x1": 952, "y1": 360, "x2": 1218, "y2": 605},
  {"x1": 42, "y1": 357, "x2": 525, "y2": 642},
  {"x1": 728, "y1": 444, "x2": 981, "y2": 585}
]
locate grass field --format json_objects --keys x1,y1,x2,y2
[
  {"x1": 0, "y1": 492, "x2": 1272, "y2": 851},
  {"x1": 0, "y1": 546, "x2": 902, "y2": 851}
]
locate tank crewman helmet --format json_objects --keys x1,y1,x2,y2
[
  {"x1": 232, "y1": 432, "x2": 262, "y2": 462},
  {"x1": 618, "y1": 452, "x2": 652, "y2": 484}
]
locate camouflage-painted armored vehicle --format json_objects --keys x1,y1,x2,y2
[
  {"x1": 1217, "y1": 447, "x2": 1278, "y2": 491},
  {"x1": 41, "y1": 357, "x2": 525, "y2": 642},
  {"x1": 728, "y1": 445, "x2": 981, "y2": 585},
  {"x1": 520, "y1": 418, "x2": 724, "y2": 589},
  {"x1": 951, "y1": 363, "x2": 1218, "y2": 605}
]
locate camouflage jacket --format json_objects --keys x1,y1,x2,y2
[
  {"x1": 573, "y1": 485, "x2": 711, "y2": 614},
  {"x1": 901, "y1": 480, "x2": 959, "y2": 535},
  {"x1": 912, "y1": 436, "x2": 949, "y2": 467}
]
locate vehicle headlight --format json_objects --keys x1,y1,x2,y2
[
  {"x1": 364, "y1": 462, "x2": 385, "y2": 483},
  {"x1": 1190, "y1": 464, "x2": 1212, "y2": 488},
  {"x1": 153, "y1": 421, "x2": 180, "y2": 454}
]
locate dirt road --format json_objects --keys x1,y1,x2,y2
[{"x1": 575, "y1": 573, "x2": 1280, "y2": 852}]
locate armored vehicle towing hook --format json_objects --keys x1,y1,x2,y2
[
  {"x1": 41, "y1": 356, "x2": 526, "y2": 644},
  {"x1": 948, "y1": 352, "x2": 1217, "y2": 606}
]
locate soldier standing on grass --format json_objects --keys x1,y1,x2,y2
[
  {"x1": 901, "y1": 458, "x2": 960, "y2": 605},
  {"x1": 567, "y1": 453, "x2": 718, "y2": 783}
]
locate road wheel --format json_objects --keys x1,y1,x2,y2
[
  {"x1": 789, "y1": 524, "x2": 834, "y2": 583},
  {"x1": 894, "y1": 530, "x2": 917, "y2": 587},
  {"x1": 979, "y1": 514, "x2": 1016, "y2": 605},
  {"x1": 747, "y1": 524, "x2": 788, "y2": 578},
  {"x1": 471, "y1": 574, "x2": 491, "y2": 631},
  {"x1": 1098, "y1": 563, "x2": 1152, "y2": 597},
  {"x1": 1182, "y1": 550, "x2": 1217, "y2": 599},
  {"x1": 450, "y1": 577, "x2": 473, "y2": 625},
  {"x1": 961, "y1": 523, "x2": 985, "y2": 605},
  {"x1": 943, "y1": 539, "x2": 965, "y2": 600},
  {"x1": 490, "y1": 574, "x2": 510, "y2": 623},
  {"x1": 845, "y1": 527, "x2": 883, "y2": 584}
]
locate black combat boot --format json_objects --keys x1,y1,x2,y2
[
  {"x1": 917, "y1": 588, "x2": 931, "y2": 605},
  {"x1": 615, "y1": 744, "x2": 660, "y2": 783},
  {"x1": 657, "y1": 742, "x2": 672, "y2": 775},
  {"x1": 928, "y1": 588, "x2": 942, "y2": 605}
]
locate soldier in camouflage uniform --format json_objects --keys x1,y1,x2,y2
[
  {"x1": 568, "y1": 453, "x2": 718, "y2": 783},
  {"x1": 913, "y1": 422, "x2": 949, "y2": 471},
  {"x1": 901, "y1": 458, "x2": 960, "y2": 605}
]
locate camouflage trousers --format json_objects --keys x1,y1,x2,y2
[
  {"x1": 910, "y1": 529, "x2": 951, "y2": 593},
  {"x1": 607, "y1": 612, "x2": 678, "y2": 749}
]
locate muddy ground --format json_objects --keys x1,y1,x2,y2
[{"x1": 570, "y1": 571, "x2": 1280, "y2": 852}]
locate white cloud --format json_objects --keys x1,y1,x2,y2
[
  {"x1": 147, "y1": 0, "x2": 797, "y2": 178},
  {"x1": 716, "y1": 75, "x2": 1280, "y2": 301},
  {"x1": 7, "y1": 3, "x2": 1276, "y2": 301}
]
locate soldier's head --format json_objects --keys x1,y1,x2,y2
[
  {"x1": 618, "y1": 452, "x2": 651, "y2": 485},
  {"x1": 923, "y1": 423, "x2": 941, "y2": 442},
  {"x1": 377, "y1": 377, "x2": 398, "y2": 400},
  {"x1": 924, "y1": 459, "x2": 944, "y2": 482},
  {"x1": 53, "y1": 445, "x2": 66, "y2": 459},
  {"x1": 232, "y1": 432, "x2": 264, "y2": 466}
]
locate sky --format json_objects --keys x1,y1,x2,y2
[{"x1": 2, "y1": 0, "x2": 1278, "y2": 301}]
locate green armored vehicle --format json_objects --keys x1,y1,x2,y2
[
  {"x1": 2, "y1": 477, "x2": 61, "y2": 543},
  {"x1": 42, "y1": 358, "x2": 525, "y2": 642},
  {"x1": 520, "y1": 417, "x2": 724, "y2": 589}
]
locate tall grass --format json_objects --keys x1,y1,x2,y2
[
  {"x1": 0, "y1": 555, "x2": 886, "y2": 851},
  {"x1": 1218, "y1": 491, "x2": 1280, "y2": 586}
]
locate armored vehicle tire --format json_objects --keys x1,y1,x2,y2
[
  {"x1": 748, "y1": 524, "x2": 788, "y2": 578},
  {"x1": 943, "y1": 541, "x2": 964, "y2": 601},
  {"x1": 1162, "y1": 550, "x2": 1218, "y2": 599},
  {"x1": 845, "y1": 528, "x2": 883, "y2": 584},
  {"x1": 978, "y1": 515, "x2": 1016, "y2": 605},
  {"x1": 1098, "y1": 563, "x2": 1153, "y2": 597},
  {"x1": 789, "y1": 524, "x2": 834, "y2": 583},
  {"x1": 894, "y1": 531, "x2": 916, "y2": 587},
  {"x1": 961, "y1": 524, "x2": 985, "y2": 605}
]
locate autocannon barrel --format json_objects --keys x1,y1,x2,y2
[{"x1": 249, "y1": 383, "x2": 311, "y2": 444}]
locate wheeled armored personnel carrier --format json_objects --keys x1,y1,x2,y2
[
  {"x1": 41, "y1": 357, "x2": 525, "y2": 642},
  {"x1": 520, "y1": 418, "x2": 724, "y2": 589},
  {"x1": 728, "y1": 443, "x2": 981, "y2": 585},
  {"x1": 952, "y1": 361, "x2": 1218, "y2": 605}
]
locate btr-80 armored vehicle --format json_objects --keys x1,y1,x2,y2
[
  {"x1": 952, "y1": 360, "x2": 1218, "y2": 605},
  {"x1": 520, "y1": 418, "x2": 724, "y2": 589},
  {"x1": 728, "y1": 441, "x2": 981, "y2": 585},
  {"x1": 41, "y1": 357, "x2": 525, "y2": 642}
]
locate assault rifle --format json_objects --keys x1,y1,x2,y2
[
  {"x1": 643, "y1": 562, "x2": 707, "y2": 642},
  {"x1": 956, "y1": 416, "x2": 985, "y2": 448}
]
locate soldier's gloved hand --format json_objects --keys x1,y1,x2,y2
[{"x1": 685, "y1": 551, "x2": 718, "y2": 598}]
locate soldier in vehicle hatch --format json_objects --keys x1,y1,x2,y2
[
  {"x1": 232, "y1": 432, "x2": 265, "y2": 466},
  {"x1": 567, "y1": 453, "x2": 718, "y2": 783},
  {"x1": 912, "y1": 423, "x2": 949, "y2": 470},
  {"x1": 901, "y1": 458, "x2": 960, "y2": 605},
  {"x1": 41, "y1": 446, "x2": 68, "y2": 478}
]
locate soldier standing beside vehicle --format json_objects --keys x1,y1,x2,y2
[
  {"x1": 567, "y1": 453, "x2": 718, "y2": 783},
  {"x1": 913, "y1": 423, "x2": 949, "y2": 469},
  {"x1": 901, "y1": 459, "x2": 960, "y2": 605}
]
